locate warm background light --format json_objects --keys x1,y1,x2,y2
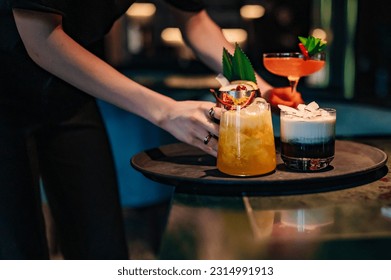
[
  {"x1": 164, "y1": 75, "x2": 220, "y2": 89},
  {"x1": 161, "y1": 27, "x2": 184, "y2": 46},
  {"x1": 126, "y1": 3, "x2": 156, "y2": 18},
  {"x1": 311, "y1": 28, "x2": 327, "y2": 42},
  {"x1": 240, "y1": 5, "x2": 265, "y2": 20},
  {"x1": 161, "y1": 28, "x2": 248, "y2": 46},
  {"x1": 222, "y1": 28, "x2": 248, "y2": 44}
]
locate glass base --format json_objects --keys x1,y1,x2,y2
[{"x1": 281, "y1": 155, "x2": 334, "y2": 171}]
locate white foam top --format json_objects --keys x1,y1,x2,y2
[
  {"x1": 279, "y1": 101, "x2": 335, "y2": 121},
  {"x1": 279, "y1": 101, "x2": 336, "y2": 142}
]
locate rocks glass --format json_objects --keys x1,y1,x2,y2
[{"x1": 279, "y1": 103, "x2": 336, "y2": 171}]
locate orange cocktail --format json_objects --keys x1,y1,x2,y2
[
  {"x1": 263, "y1": 57, "x2": 325, "y2": 78},
  {"x1": 263, "y1": 52, "x2": 325, "y2": 93},
  {"x1": 217, "y1": 98, "x2": 276, "y2": 177}
]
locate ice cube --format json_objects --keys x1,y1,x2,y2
[
  {"x1": 297, "y1": 104, "x2": 306, "y2": 111},
  {"x1": 245, "y1": 97, "x2": 267, "y2": 113},
  {"x1": 305, "y1": 101, "x2": 320, "y2": 112},
  {"x1": 280, "y1": 101, "x2": 324, "y2": 119},
  {"x1": 278, "y1": 104, "x2": 299, "y2": 114},
  {"x1": 253, "y1": 97, "x2": 268, "y2": 108}
]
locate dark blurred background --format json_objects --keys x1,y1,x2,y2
[
  {"x1": 94, "y1": 0, "x2": 391, "y2": 208},
  {"x1": 104, "y1": 0, "x2": 391, "y2": 107}
]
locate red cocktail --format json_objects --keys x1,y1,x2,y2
[{"x1": 263, "y1": 52, "x2": 325, "y2": 93}]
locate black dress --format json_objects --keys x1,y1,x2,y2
[{"x1": 0, "y1": 0, "x2": 204, "y2": 259}]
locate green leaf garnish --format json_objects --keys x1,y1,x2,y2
[
  {"x1": 222, "y1": 43, "x2": 256, "y2": 83},
  {"x1": 222, "y1": 49, "x2": 233, "y2": 81},
  {"x1": 298, "y1": 35, "x2": 326, "y2": 56}
]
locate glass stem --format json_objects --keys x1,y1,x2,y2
[{"x1": 288, "y1": 77, "x2": 300, "y2": 94}]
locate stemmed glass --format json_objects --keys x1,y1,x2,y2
[{"x1": 263, "y1": 52, "x2": 326, "y2": 94}]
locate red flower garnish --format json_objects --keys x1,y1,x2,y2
[
  {"x1": 235, "y1": 84, "x2": 247, "y2": 91},
  {"x1": 210, "y1": 89, "x2": 256, "y2": 110},
  {"x1": 210, "y1": 89, "x2": 234, "y2": 109}
]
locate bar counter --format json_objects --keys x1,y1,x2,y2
[{"x1": 131, "y1": 137, "x2": 391, "y2": 259}]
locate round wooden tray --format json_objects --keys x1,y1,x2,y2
[{"x1": 131, "y1": 140, "x2": 388, "y2": 196}]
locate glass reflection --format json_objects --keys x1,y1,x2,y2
[
  {"x1": 244, "y1": 197, "x2": 334, "y2": 238},
  {"x1": 279, "y1": 207, "x2": 334, "y2": 233}
]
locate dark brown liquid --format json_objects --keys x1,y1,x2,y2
[{"x1": 281, "y1": 140, "x2": 335, "y2": 158}]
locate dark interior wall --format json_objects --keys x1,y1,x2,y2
[
  {"x1": 355, "y1": 0, "x2": 391, "y2": 107},
  {"x1": 106, "y1": 0, "x2": 390, "y2": 107}
]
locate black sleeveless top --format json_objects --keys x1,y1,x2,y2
[{"x1": 0, "y1": 0, "x2": 205, "y2": 120}]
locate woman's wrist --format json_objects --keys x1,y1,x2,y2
[
  {"x1": 255, "y1": 74, "x2": 273, "y2": 100},
  {"x1": 146, "y1": 95, "x2": 177, "y2": 129}
]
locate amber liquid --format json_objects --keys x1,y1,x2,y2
[
  {"x1": 263, "y1": 57, "x2": 325, "y2": 79},
  {"x1": 217, "y1": 108, "x2": 276, "y2": 176}
]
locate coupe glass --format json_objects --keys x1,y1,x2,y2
[{"x1": 263, "y1": 52, "x2": 326, "y2": 94}]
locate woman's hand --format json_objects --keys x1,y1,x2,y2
[
  {"x1": 263, "y1": 87, "x2": 304, "y2": 112},
  {"x1": 159, "y1": 100, "x2": 221, "y2": 157}
]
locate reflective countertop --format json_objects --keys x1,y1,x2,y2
[{"x1": 156, "y1": 137, "x2": 391, "y2": 259}]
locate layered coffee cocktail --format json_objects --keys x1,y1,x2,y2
[{"x1": 279, "y1": 102, "x2": 336, "y2": 171}]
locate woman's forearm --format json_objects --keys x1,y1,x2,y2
[
  {"x1": 13, "y1": 9, "x2": 175, "y2": 126},
  {"x1": 177, "y1": 10, "x2": 273, "y2": 95}
]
